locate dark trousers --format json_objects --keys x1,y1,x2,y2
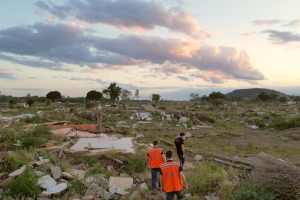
[
  {"x1": 177, "y1": 153, "x2": 185, "y2": 166},
  {"x1": 151, "y1": 168, "x2": 160, "y2": 189},
  {"x1": 166, "y1": 190, "x2": 184, "y2": 200}
]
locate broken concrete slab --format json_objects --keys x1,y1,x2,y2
[
  {"x1": 69, "y1": 169, "x2": 86, "y2": 180},
  {"x1": 194, "y1": 155, "x2": 203, "y2": 161},
  {"x1": 140, "y1": 183, "x2": 147, "y2": 190},
  {"x1": 108, "y1": 177, "x2": 133, "y2": 190},
  {"x1": 42, "y1": 183, "x2": 67, "y2": 196},
  {"x1": 109, "y1": 185, "x2": 128, "y2": 195},
  {"x1": 49, "y1": 128, "x2": 72, "y2": 135},
  {"x1": 140, "y1": 104, "x2": 156, "y2": 112},
  {"x1": 38, "y1": 175, "x2": 57, "y2": 189},
  {"x1": 9, "y1": 165, "x2": 26, "y2": 177},
  {"x1": 179, "y1": 117, "x2": 189, "y2": 123},
  {"x1": 70, "y1": 138, "x2": 135, "y2": 154},
  {"x1": 61, "y1": 172, "x2": 73, "y2": 179},
  {"x1": 0, "y1": 177, "x2": 12, "y2": 187},
  {"x1": 35, "y1": 159, "x2": 50, "y2": 166},
  {"x1": 50, "y1": 166, "x2": 62, "y2": 180},
  {"x1": 34, "y1": 171, "x2": 45, "y2": 177},
  {"x1": 49, "y1": 125, "x2": 97, "y2": 133},
  {"x1": 82, "y1": 195, "x2": 94, "y2": 200},
  {"x1": 84, "y1": 190, "x2": 96, "y2": 196},
  {"x1": 67, "y1": 131, "x2": 100, "y2": 138}
]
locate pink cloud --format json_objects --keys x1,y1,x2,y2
[
  {"x1": 80, "y1": 68, "x2": 98, "y2": 74},
  {"x1": 253, "y1": 20, "x2": 281, "y2": 26},
  {"x1": 108, "y1": 65, "x2": 128, "y2": 72},
  {"x1": 46, "y1": 14, "x2": 54, "y2": 23},
  {"x1": 192, "y1": 72, "x2": 224, "y2": 83},
  {"x1": 15, "y1": 68, "x2": 22, "y2": 71}
]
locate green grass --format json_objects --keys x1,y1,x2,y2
[{"x1": 186, "y1": 162, "x2": 227, "y2": 195}]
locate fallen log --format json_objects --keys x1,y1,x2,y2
[{"x1": 213, "y1": 153, "x2": 260, "y2": 167}]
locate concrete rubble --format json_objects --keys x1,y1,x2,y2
[
  {"x1": 38, "y1": 175, "x2": 57, "y2": 189},
  {"x1": 8, "y1": 165, "x2": 26, "y2": 177},
  {"x1": 42, "y1": 183, "x2": 67, "y2": 196}
]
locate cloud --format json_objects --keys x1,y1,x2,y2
[
  {"x1": 29, "y1": 77, "x2": 37, "y2": 79},
  {"x1": 70, "y1": 77, "x2": 180, "y2": 90},
  {"x1": 283, "y1": 19, "x2": 300, "y2": 27},
  {"x1": 0, "y1": 68, "x2": 16, "y2": 79},
  {"x1": 46, "y1": 14, "x2": 54, "y2": 23},
  {"x1": 191, "y1": 72, "x2": 224, "y2": 83},
  {"x1": 253, "y1": 20, "x2": 281, "y2": 26},
  {"x1": 70, "y1": 77, "x2": 107, "y2": 85},
  {"x1": 34, "y1": 0, "x2": 210, "y2": 39},
  {"x1": 0, "y1": 53, "x2": 74, "y2": 72},
  {"x1": 10, "y1": 88, "x2": 45, "y2": 90},
  {"x1": 177, "y1": 75, "x2": 190, "y2": 81},
  {"x1": 240, "y1": 32, "x2": 256, "y2": 36},
  {"x1": 0, "y1": 22, "x2": 265, "y2": 83},
  {"x1": 262, "y1": 29, "x2": 300, "y2": 44},
  {"x1": 80, "y1": 68, "x2": 98, "y2": 74}
]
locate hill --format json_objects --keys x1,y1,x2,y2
[{"x1": 226, "y1": 88, "x2": 288, "y2": 99}]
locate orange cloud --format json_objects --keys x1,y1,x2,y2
[{"x1": 46, "y1": 14, "x2": 54, "y2": 23}]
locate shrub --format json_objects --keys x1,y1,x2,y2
[
  {"x1": 21, "y1": 136, "x2": 47, "y2": 148},
  {"x1": 70, "y1": 107, "x2": 74, "y2": 113},
  {"x1": 152, "y1": 103, "x2": 156, "y2": 107},
  {"x1": 31, "y1": 126, "x2": 50, "y2": 137},
  {"x1": 270, "y1": 116, "x2": 300, "y2": 130},
  {"x1": 4, "y1": 166, "x2": 41, "y2": 199},
  {"x1": 186, "y1": 162, "x2": 227, "y2": 195},
  {"x1": 111, "y1": 104, "x2": 117, "y2": 108},
  {"x1": 232, "y1": 184, "x2": 275, "y2": 200},
  {"x1": 81, "y1": 156, "x2": 99, "y2": 166},
  {"x1": 124, "y1": 153, "x2": 147, "y2": 175},
  {"x1": 23, "y1": 116, "x2": 33, "y2": 123},
  {"x1": 251, "y1": 157, "x2": 300, "y2": 200},
  {"x1": 209, "y1": 117, "x2": 216, "y2": 123},
  {"x1": 85, "y1": 103, "x2": 95, "y2": 110}
]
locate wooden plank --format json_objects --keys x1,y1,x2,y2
[
  {"x1": 213, "y1": 154, "x2": 258, "y2": 167},
  {"x1": 213, "y1": 158, "x2": 242, "y2": 168},
  {"x1": 213, "y1": 158, "x2": 252, "y2": 170}
]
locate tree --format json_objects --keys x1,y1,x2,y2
[
  {"x1": 258, "y1": 92, "x2": 271, "y2": 101},
  {"x1": 201, "y1": 95, "x2": 209, "y2": 101},
  {"x1": 270, "y1": 93, "x2": 278, "y2": 100},
  {"x1": 209, "y1": 91, "x2": 226, "y2": 101},
  {"x1": 86, "y1": 90, "x2": 103, "y2": 101},
  {"x1": 279, "y1": 97, "x2": 287, "y2": 102},
  {"x1": 135, "y1": 89, "x2": 140, "y2": 102},
  {"x1": 26, "y1": 97, "x2": 34, "y2": 107},
  {"x1": 46, "y1": 91, "x2": 62, "y2": 102},
  {"x1": 102, "y1": 82, "x2": 122, "y2": 103},
  {"x1": 9, "y1": 99, "x2": 16, "y2": 105},
  {"x1": 120, "y1": 89, "x2": 132, "y2": 101},
  {"x1": 152, "y1": 94, "x2": 161, "y2": 103},
  {"x1": 189, "y1": 93, "x2": 200, "y2": 100},
  {"x1": 8, "y1": 98, "x2": 16, "y2": 108}
]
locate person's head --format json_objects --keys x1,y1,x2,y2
[
  {"x1": 166, "y1": 151, "x2": 173, "y2": 160},
  {"x1": 180, "y1": 132, "x2": 185, "y2": 138},
  {"x1": 153, "y1": 141, "x2": 159, "y2": 147}
]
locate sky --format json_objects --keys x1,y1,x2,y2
[{"x1": 0, "y1": 0, "x2": 300, "y2": 100}]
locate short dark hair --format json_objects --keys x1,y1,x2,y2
[
  {"x1": 180, "y1": 132, "x2": 185, "y2": 136},
  {"x1": 153, "y1": 141, "x2": 159, "y2": 146},
  {"x1": 166, "y1": 151, "x2": 173, "y2": 159}
]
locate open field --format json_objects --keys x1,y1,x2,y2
[{"x1": 0, "y1": 99, "x2": 300, "y2": 200}]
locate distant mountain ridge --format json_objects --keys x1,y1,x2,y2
[{"x1": 226, "y1": 88, "x2": 288, "y2": 99}]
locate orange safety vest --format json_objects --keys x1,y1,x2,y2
[
  {"x1": 148, "y1": 148, "x2": 163, "y2": 168},
  {"x1": 160, "y1": 162, "x2": 183, "y2": 192}
]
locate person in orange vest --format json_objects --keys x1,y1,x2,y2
[
  {"x1": 147, "y1": 141, "x2": 166, "y2": 189},
  {"x1": 159, "y1": 151, "x2": 188, "y2": 200}
]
